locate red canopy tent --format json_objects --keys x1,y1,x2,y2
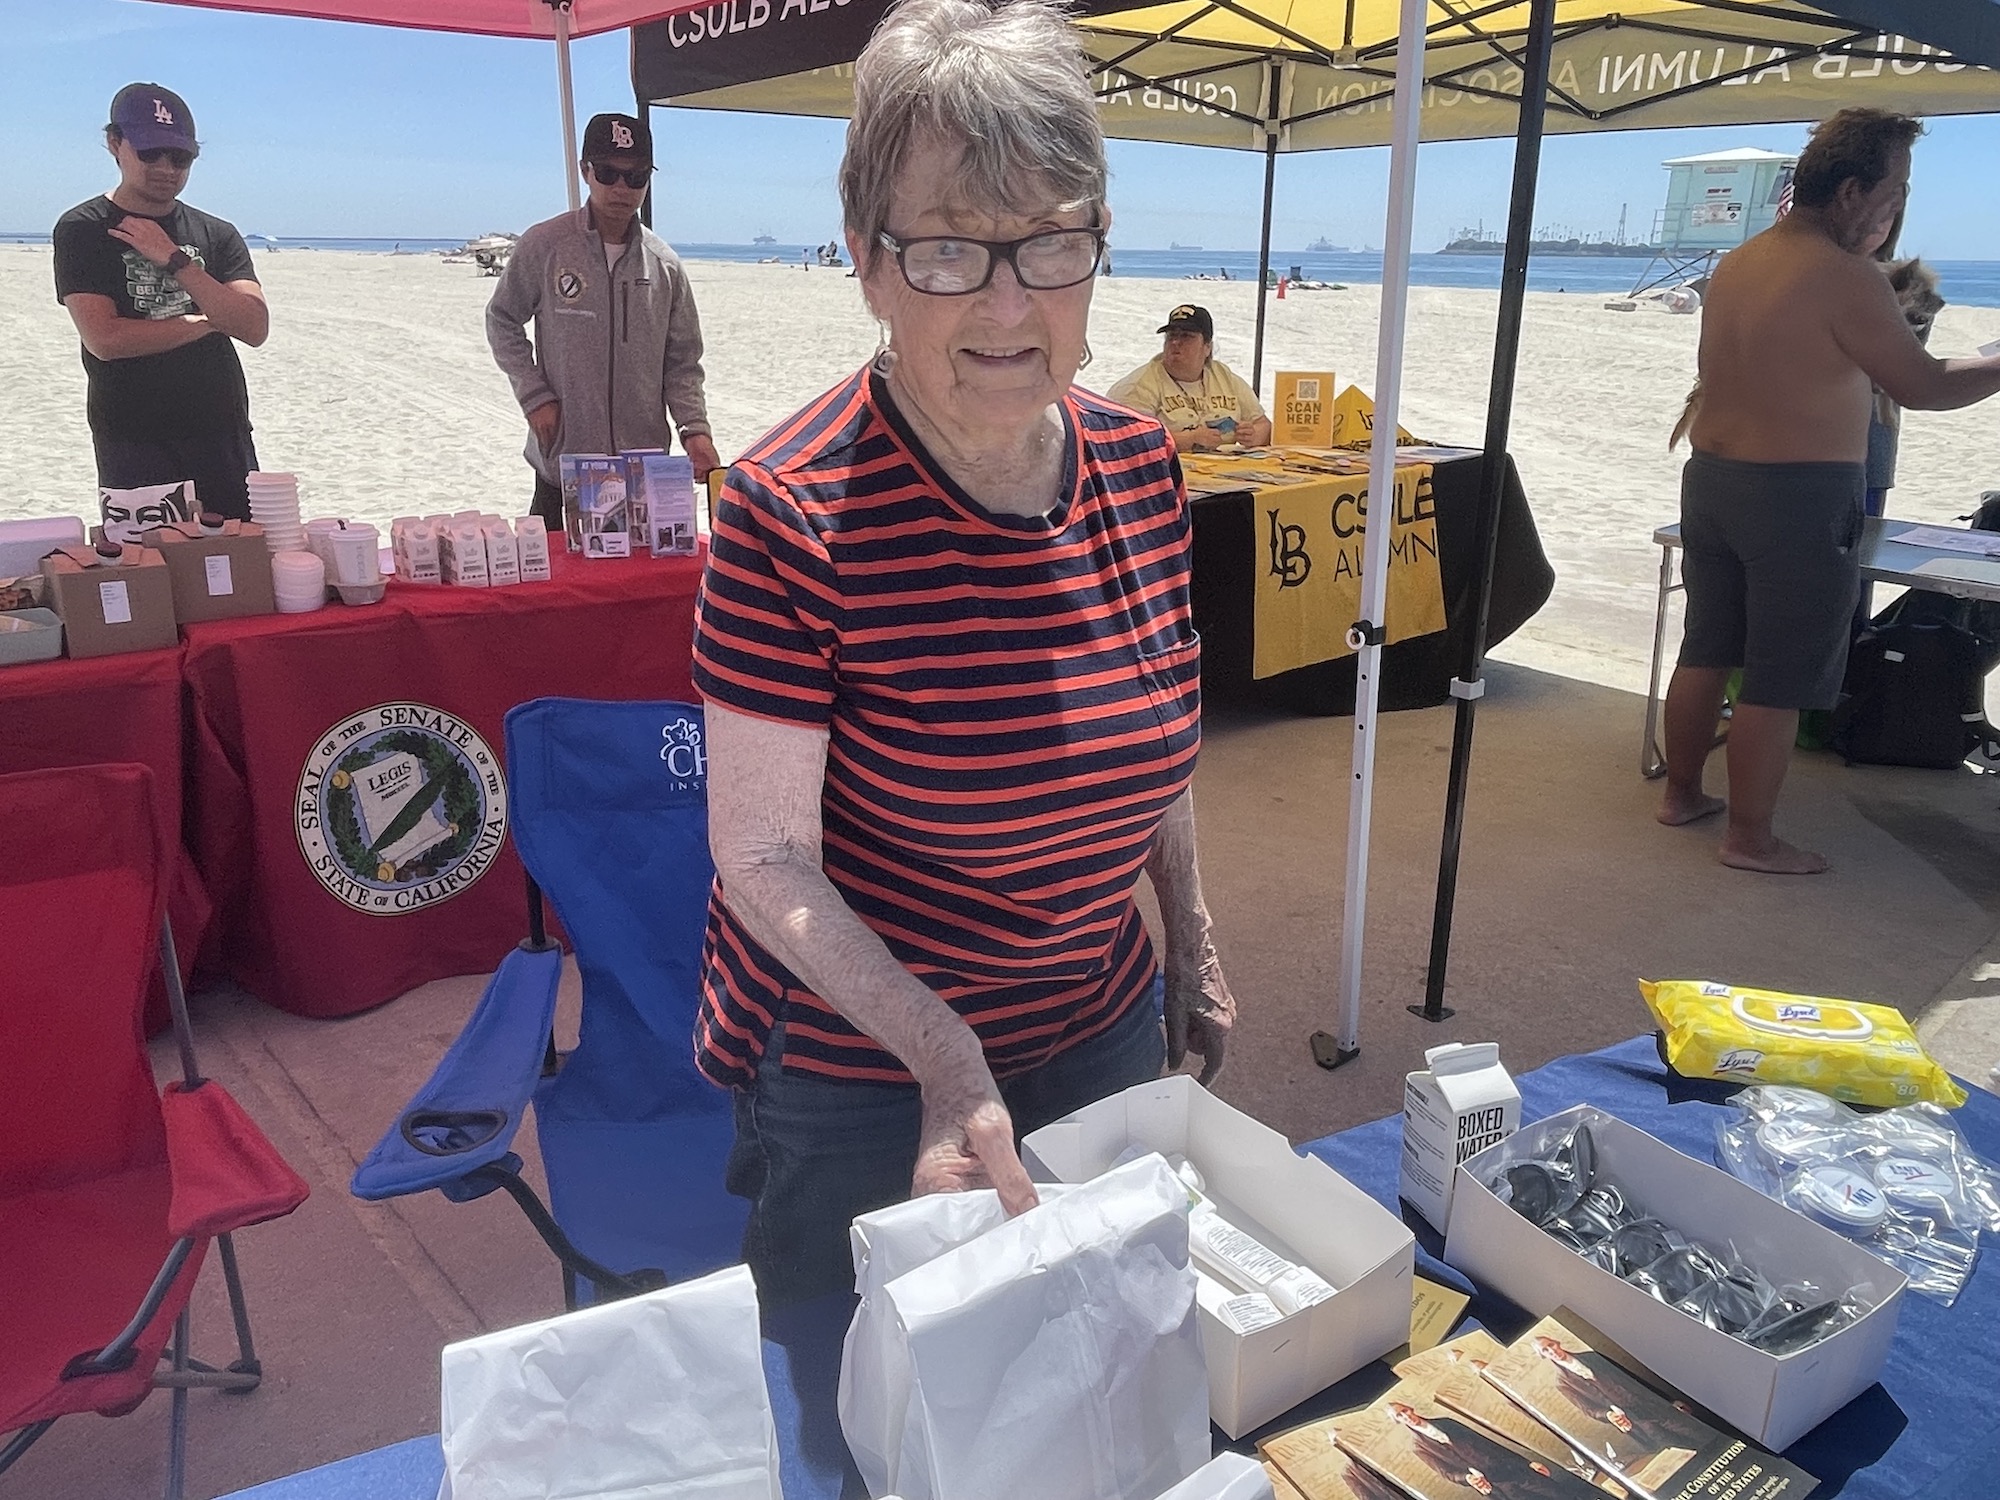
[{"x1": 147, "y1": 1, "x2": 712, "y2": 210}]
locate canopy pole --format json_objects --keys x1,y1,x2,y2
[
  {"x1": 1251, "y1": 61, "x2": 1281, "y2": 391},
  {"x1": 553, "y1": 1, "x2": 581, "y2": 214},
  {"x1": 1311, "y1": 0, "x2": 1427, "y2": 1072},
  {"x1": 639, "y1": 94, "x2": 655, "y2": 230},
  {"x1": 1416, "y1": 0, "x2": 1559, "y2": 1023}
]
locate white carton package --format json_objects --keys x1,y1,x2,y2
[
  {"x1": 439, "y1": 1264, "x2": 780, "y2": 1500},
  {"x1": 392, "y1": 517, "x2": 441, "y2": 585},
  {"x1": 1023, "y1": 1073, "x2": 1415, "y2": 1439},
  {"x1": 1400, "y1": 1041, "x2": 1519, "y2": 1233},
  {"x1": 1446, "y1": 1104, "x2": 1908, "y2": 1451},
  {"x1": 440, "y1": 519, "x2": 489, "y2": 587},
  {"x1": 0, "y1": 517, "x2": 87, "y2": 578},
  {"x1": 514, "y1": 516, "x2": 552, "y2": 582},
  {"x1": 482, "y1": 520, "x2": 521, "y2": 586}
]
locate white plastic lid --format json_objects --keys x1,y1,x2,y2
[
  {"x1": 1874, "y1": 1156, "x2": 1955, "y2": 1206},
  {"x1": 1756, "y1": 1118, "x2": 1832, "y2": 1169},
  {"x1": 271, "y1": 551, "x2": 326, "y2": 583},
  {"x1": 1796, "y1": 1165, "x2": 1889, "y2": 1230}
]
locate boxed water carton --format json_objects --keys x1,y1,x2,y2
[
  {"x1": 439, "y1": 518, "x2": 489, "y2": 587},
  {"x1": 1400, "y1": 1041, "x2": 1519, "y2": 1233},
  {"x1": 391, "y1": 517, "x2": 441, "y2": 585},
  {"x1": 631, "y1": 451, "x2": 699, "y2": 556},
  {"x1": 514, "y1": 517, "x2": 551, "y2": 582},
  {"x1": 482, "y1": 517, "x2": 521, "y2": 586}
]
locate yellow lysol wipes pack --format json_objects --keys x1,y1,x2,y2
[{"x1": 1640, "y1": 979, "x2": 1967, "y2": 1108}]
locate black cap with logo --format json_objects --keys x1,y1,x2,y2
[
  {"x1": 1157, "y1": 304, "x2": 1214, "y2": 339},
  {"x1": 581, "y1": 112, "x2": 654, "y2": 165}
]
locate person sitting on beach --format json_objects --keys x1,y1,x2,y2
[
  {"x1": 690, "y1": 0, "x2": 1237, "y2": 1307},
  {"x1": 486, "y1": 112, "x2": 721, "y2": 526},
  {"x1": 54, "y1": 84, "x2": 269, "y2": 521},
  {"x1": 1107, "y1": 304, "x2": 1272, "y2": 453},
  {"x1": 1657, "y1": 107, "x2": 2000, "y2": 874}
]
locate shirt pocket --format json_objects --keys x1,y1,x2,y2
[{"x1": 1136, "y1": 632, "x2": 1202, "y2": 747}]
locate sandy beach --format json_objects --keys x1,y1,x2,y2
[{"x1": 5, "y1": 240, "x2": 1999, "y2": 695}]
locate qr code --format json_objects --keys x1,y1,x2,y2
[{"x1": 1296, "y1": 378, "x2": 1321, "y2": 400}]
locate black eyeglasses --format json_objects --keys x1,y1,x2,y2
[
  {"x1": 876, "y1": 227, "x2": 1105, "y2": 296},
  {"x1": 588, "y1": 161, "x2": 652, "y2": 189},
  {"x1": 137, "y1": 147, "x2": 196, "y2": 170}
]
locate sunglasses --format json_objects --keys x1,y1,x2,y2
[
  {"x1": 137, "y1": 147, "x2": 196, "y2": 170},
  {"x1": 587, "y1": 161, "x2": 652, "y2": 190}
]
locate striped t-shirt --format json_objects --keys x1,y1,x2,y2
[{"x1": 690, "y1": 368, "x2": 1201, "y2": 1089}]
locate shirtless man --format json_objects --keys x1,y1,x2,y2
[{"x1": 1658, "y1": 108, "x2": 2000, "y2": 873}]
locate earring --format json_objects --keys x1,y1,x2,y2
[{"x1": 872, "y1": 323, "x2": 898, "y2": 376}]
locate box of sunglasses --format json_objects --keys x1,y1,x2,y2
[{"x1": 1445, "y1": 1104, "x2": 1906, "y2": 1451}]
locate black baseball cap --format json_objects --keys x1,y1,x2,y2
[
  {"x1": 110, "y1": 83, "x2": 198, "y2": 155},
  {"x1": 582, "y1": 112, "x2": 653, "y2": 165},
  {"x1": 1158, "y1": 304, "x2": 1213, "y2": 339}
]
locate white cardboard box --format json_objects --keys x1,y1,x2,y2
[
  {"x1": 1400, "y1": 1041, "x2": 1519, "y2": 1233},
  {"x1": 1023, "y1": 1074, "x2": 1415, "y2": 1439},
  {"x1": 1446, "y1": 1105, "x2": 1907, "y2": 1451}
]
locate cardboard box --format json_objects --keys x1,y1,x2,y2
[
  {"x1": 1400, "y1": 1041, "x2": 1519, "y2": 1233},
  {"x1": 1273, "y1": 372, "x2": 1338, "y2": 447},
  {"x1": 0, "y1": 608, "x2": 63, "y2": 666},
  {"x1": 0, "y1": 517, "x2": 86, "y2": 578},
  {"x1": 143, "y1": 519, "x2": 277, "y2": 623},
  {"x1": 40, "y1": 544, "x2": 177, "y2": 658},
  {"x1": 1024, "y1": 1074, "x2": 1415, "y2": 1438},
  {"x1": 1446, "y1": 1104, "x2": 1907, "y2": 1451}
]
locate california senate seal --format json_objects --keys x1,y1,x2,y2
[{"x1": 295, "y1": 702, "x2": 509, "y2": 915}]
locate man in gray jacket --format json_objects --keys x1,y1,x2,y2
[{"x1": 487, "y1": 111, "x2": 720, "y2": 526}]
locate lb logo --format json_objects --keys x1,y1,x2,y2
[
  {"x1": 296, "y1": 702, "x2": 508, "y2": 915},
  {"x1": 556, "y1": 267, "x2": 586, "y2": 302}
]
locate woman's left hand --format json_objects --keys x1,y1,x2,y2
[{"x1": 1165, "y1": 942, "x2": 1236, "y2": 1085}]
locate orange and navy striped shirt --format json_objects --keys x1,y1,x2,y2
[{"x1": 690, "y1": 368, "x2": 1200, "y2": 1088}]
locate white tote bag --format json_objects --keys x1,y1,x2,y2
[
  {"x1": 838, "y1": 1154, "x2": 1211, "y2": 1500},
  {"x1": 439, "y1": 1264, "x2": 780, "y2": 1500}
]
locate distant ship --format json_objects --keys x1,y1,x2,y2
[
  {"x1": 1440, "y1": 225, "x2": 1653, "y2": 257},
  {"x1": 1169, "y1": 241, "x2": 1202, "y2": 251},
  {"x1": 1306, "y1": 237, "x2": 1349, "y2": 253},
  {"x1": 752, "y1": 232, "x2": 776, "y2": 245}
]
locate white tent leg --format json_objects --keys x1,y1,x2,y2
[
  {"x1": 1315, "y1": 0, "x2": 1428, "y2": 1069},
  {"x1": 555, "y1": 5, "x2": 581, "y2": 213}
]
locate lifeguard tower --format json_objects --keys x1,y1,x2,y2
[{"x1": 1630, "y1": 146, "x2": 1797, "y2": 296}]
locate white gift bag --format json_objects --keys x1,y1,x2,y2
[
  {"x1": 838, "y1": 1154, "x2": 1211, "y2": 1500},
  {"x1": 1156, "y1": 1453, "x2": 1273, "y2": 1500},
  {"x1": 439, "y1": 1264, "x2": 780, "y2": 1500}
]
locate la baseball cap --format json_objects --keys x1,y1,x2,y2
[
  {"x1": 110, "y1": 83, "x2": 198, "y2": 155},
  {"x1": 1158, "y1": 304, "x2": 1214, "y2": 339},
  {"x1": 581, "y1": 112, "x2": 653, "y2": 165}
]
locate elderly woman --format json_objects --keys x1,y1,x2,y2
[
  {"x1": 1108, "y1": 303, "x2": 1273, "y2": 453},
  {"x1": 690, "y1": 0, "x2": 1238, "y2": 1306}
]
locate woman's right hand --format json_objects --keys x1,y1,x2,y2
[{"x1": 913, "y1": 1043, "x2": 1039, "y2": 1216}]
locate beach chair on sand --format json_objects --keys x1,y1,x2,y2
[
  {"x1": 0, "y1": 765, "x2": 309, "y2": 1500},
  {"x1": 352, "y1": 698, "x2": 747, "y2": 1308}
]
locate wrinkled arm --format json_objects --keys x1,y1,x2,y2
[
  {"x1": 1146, "y1": 788, "x2": 1235, "y2": 1084},
  {"x1": 705, "y1": 703, "x2": 1036, "y2": 1211}
]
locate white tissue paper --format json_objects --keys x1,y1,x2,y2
[
  {"x1": 839, "y1": 1154, "x2": 1210, "y2": 1500},
  {"x1": 438, "y1": 1263, "x2": 779, "y2": 1500},
  {"x1": 1156, "y1": 1453, "x2": 1274, "y2": 1500}
]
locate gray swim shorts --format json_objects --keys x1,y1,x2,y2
[{"x1": 1676, "y1": 451, "x2": 1865, "y2": 712}]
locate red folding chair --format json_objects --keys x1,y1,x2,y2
[{"x1": 0, "y1": 764, "x2": 309, "y2": 1500}]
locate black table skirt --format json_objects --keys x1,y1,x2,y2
[{"x1": 1189, "y1": 453, "x2": 1555, "y2": 715}]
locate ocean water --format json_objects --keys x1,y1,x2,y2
[{"x1": 9, "y1": 231, "x2": 1998, "y2": 307}]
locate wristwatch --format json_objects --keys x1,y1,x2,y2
[{"x1": 164, "y1": 249, "x2": 193, "y2": 276}]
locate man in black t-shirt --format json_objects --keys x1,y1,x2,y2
[{"x1": 53, "y1": 83, "x2": 269, "y2": 520}]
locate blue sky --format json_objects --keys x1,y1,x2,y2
[{"x1": 5, "y1": 0, "x2": 1999, "y2": 257}]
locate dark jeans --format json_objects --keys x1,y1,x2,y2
[
  {"x1": 531, "y1": 471, "x2": 563, "y2": 528},
  {"x1": 93, "y1": 425, "x2": 258, "y2": 522},
  {"x1": 728, "y1": 991, "x2": 1168, "y2": 1308}
]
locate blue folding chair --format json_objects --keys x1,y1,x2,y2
[{"x1": 352, "y1": 698, "x2": 747, "y2": 1306}]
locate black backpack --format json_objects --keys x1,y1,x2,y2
[{"x1": 1830, "y1": 494, "x2": 2000, "y2": 769}]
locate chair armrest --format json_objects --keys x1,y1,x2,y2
[{"x1": 161, "y1": 1080, "x2": 310, "y2": 1239}]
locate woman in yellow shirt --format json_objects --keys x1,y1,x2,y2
[{"x1": 1107, "y1": 304, "x2": 1271, "y2": 452}]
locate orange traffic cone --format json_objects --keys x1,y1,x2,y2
[{"x1": 1277, "y1": 277, "x2": 1288, "y2": 299}]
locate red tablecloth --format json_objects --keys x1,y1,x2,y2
[
  {"x1": 0, "y1": 647, "x2": 210, "y2": 1025},
  {"x1": 180, "y1": 550, "x2": 702, "y2": 1017}
]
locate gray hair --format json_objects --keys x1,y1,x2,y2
[{"x1": 839, "y1": 0, "x2": 1107, "y2": 266}]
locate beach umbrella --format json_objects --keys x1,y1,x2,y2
[
  {"x1": 144, "y1": 1, "x2": 717, "y2": 212},
  {"x1": 640, "y1": 0, "x2": 2000, "y2": 1064}
]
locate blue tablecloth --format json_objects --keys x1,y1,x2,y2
[{"x1": 224, "y1": 1037, "x2": 2000, "y2": 1500}]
